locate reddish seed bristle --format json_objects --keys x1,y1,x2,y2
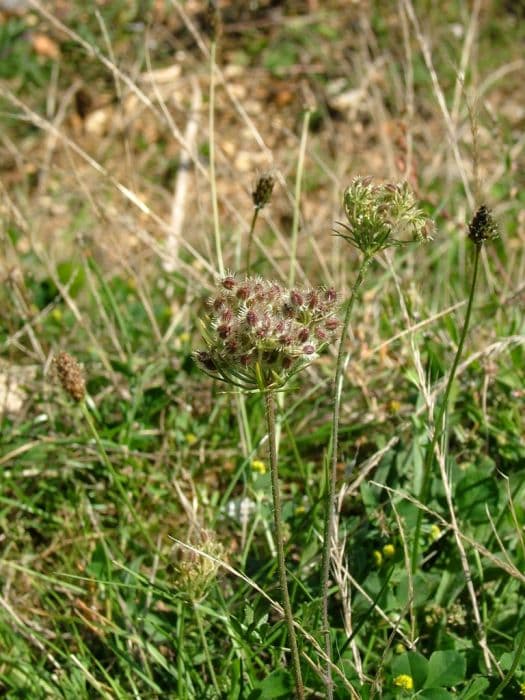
[
  {"x1": 290, "y1": 290, "x2": 304, "y2": 306},
  {"x1": 246, "y1": 309, "x2": 258, "y2": 327},
  {"x1": 297, "y1": 327, "x2": 309, "y2": 343},
  {"x1": 212, "y1": 295, "x2": 226, "y2": 311},
  {"x1": 222, "y1": 276, "x2": 236, "y2": 290},
  {"x1": 307, "y1": 291, "x2": 319, "y2": 309},
  {"x1": 303, "y1": 344, "x2": 315, "y2": 355},
  {"x1": 220, "y1": 308, "x2": 233, "y2": 323},
  {"x1": 236, "y1": 284, "x2": 251, "y2": 300},
  {"x1": 325, "y1": 317, "x2": 339, "y2": 331},
  {"x1": 217, "y1": 324, "x2": 231, "y2": 338},
  {"x1": 269, "y1": 284, "x2": 281, "y2": 300}
]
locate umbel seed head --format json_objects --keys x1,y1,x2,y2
[
  {"x1": 196, "y1": 274, "x2": 339, "y2": 391},
  {"x1": 54, "y1": 351, "x2": 86, "y2": 402},
  {"x1": 339, "y1": 176, "x2": 434, "y2": 257},
  {"x1": 177, "y1": 530, "x2": 225, "y2": 602},
  {"x1": 468, "y1": 205, "x2": 499, "y2": 245}
]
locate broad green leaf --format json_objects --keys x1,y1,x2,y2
[
  {"x1": 419, "y1": 689, "x2": 454, "y2": 700},
  {"x1": 425, "y1": 650, "x2": 465, "y2": 688},
  {"x1": 455, "y1": 469, "x2": 499, "y2": 524},
  {"x1": 392, "y1": 651, "x2": 428, "y2": 690},
  {"x1": 459, "y1": 676, "x2": 490, "y2": 699},
  {"x1": 252, "y1": 669, "x2": 292, "y2": 698}
]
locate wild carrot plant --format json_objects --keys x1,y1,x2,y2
[
  {"x1": 196, "y1": 274, "x2": 339, "y2": 699},
  {"x1": 321, "y1": 177, "x2": 434, "y2": 696}
]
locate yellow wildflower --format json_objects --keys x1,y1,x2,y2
[
  {"x1": 430, "y1": 524, "x2": 441, "y2": 541},
  {"x1": 185, "y1": 433, "x2": 198, "y2": 446},
  {"x1": 393, "y1": 674, "x2": 414, "y2": 691},
  {"x1": 373, "y1": 550, "x2": 383, "y2": 567},
  {"x1": 251, "y1": 459, "x2": 267, "y2": 475},
  {"x1": 520, "y1": 681, "x2": 525, "y2": 697},
  {"x1": 383, "y1": 543, "x2": 395, "y2": 558}
]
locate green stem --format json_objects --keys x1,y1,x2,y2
[
  {"x1": 80, "y1": 402, "x2": 155, "y2": 552},
  {"x1": 289, "y1": 109, "x2": 311, "y2": 288},
  {"x1": 488, "y1": 624, "x2": 525, "y2": 698},
  {"x1": 263, "y1": 390, "x2": 304, "y2": 700},
  {"x1": 177, "y1": 600, "x2": 186, "y2": 699},
  {"x1": 320, "y1": 254, "x2": 371, "y2": 699},
  {"x1": 245, "y1": 207, "x2": 260, "y2": 274},
  {"x1": 411, "y1": 243, "x2": 481, "y2": 573},
  {"x1": 194, "y1": 602, "x2": 220, "y2": 695},
  {"x1": 209, "y1": 39, "x2": 223, "y2": 276},
  {"x1": 235, "y1": 390, "x2": 252, "y2": 458}
]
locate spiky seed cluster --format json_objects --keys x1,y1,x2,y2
[
  {"x1": 338, "y1": 176, "x2": 435, "y2": 256},
  {"x1": 252, "y1": 173, "x2": 275, "y2": 210},
  {"x1": 177, "y1": 530, "x2": 225, "y2": 602},
  {"x1": 54, "y1": 351, "x2": 85, "y2": 402},
  {"x1": 468, "y1": 205, "x2": 499, "y2": 245},
  {"x1": 196, "y1": 275, "x2": 340, "y2": 390}
]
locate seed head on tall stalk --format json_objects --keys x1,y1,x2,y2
[
  {"x1": 53, "y1": 351, "x2": 156, "y2": 551},
  {"x1": 321, "y1": 177, "x2": 433, "y2": 698},
  {"x1": 246, "y1": 172, "x2": 276, "y2": 274},
  {"x1": 410, "y1": 203, "x2": 499, "y2": 574},
  {"x1": 196, "y1": 274, "x2": 340, "y2": 699}
]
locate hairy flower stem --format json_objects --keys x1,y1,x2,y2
[
  {"x1": 411, "y1": 243, "x2": 481, "y2": 573},
  {"x1": 264, "y1": 390, "x2": 304, "y2": 700},
  {"x1": 245, "y1": 207, "x2": 259, "y2": 274},
  {"x1": 80, "y1": 402, "x2": 155, "y2": 552},
  {"x1": 321, "y1": 255, "x2": 371, "y2": 698},
  {"x1": 208, "y1": 39, "x2": 224, "y2": 276}
]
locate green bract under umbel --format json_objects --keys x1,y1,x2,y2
[
  {"x1": 195, "y1": 275, "x2": 340, "y2": 391},
  {"x1": 338, "y1": 176, "x2": 434, "y2": 256}
]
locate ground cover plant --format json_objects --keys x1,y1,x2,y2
[{"x1": 1, "y1": 1, "x2": 524, "y2": 698}]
